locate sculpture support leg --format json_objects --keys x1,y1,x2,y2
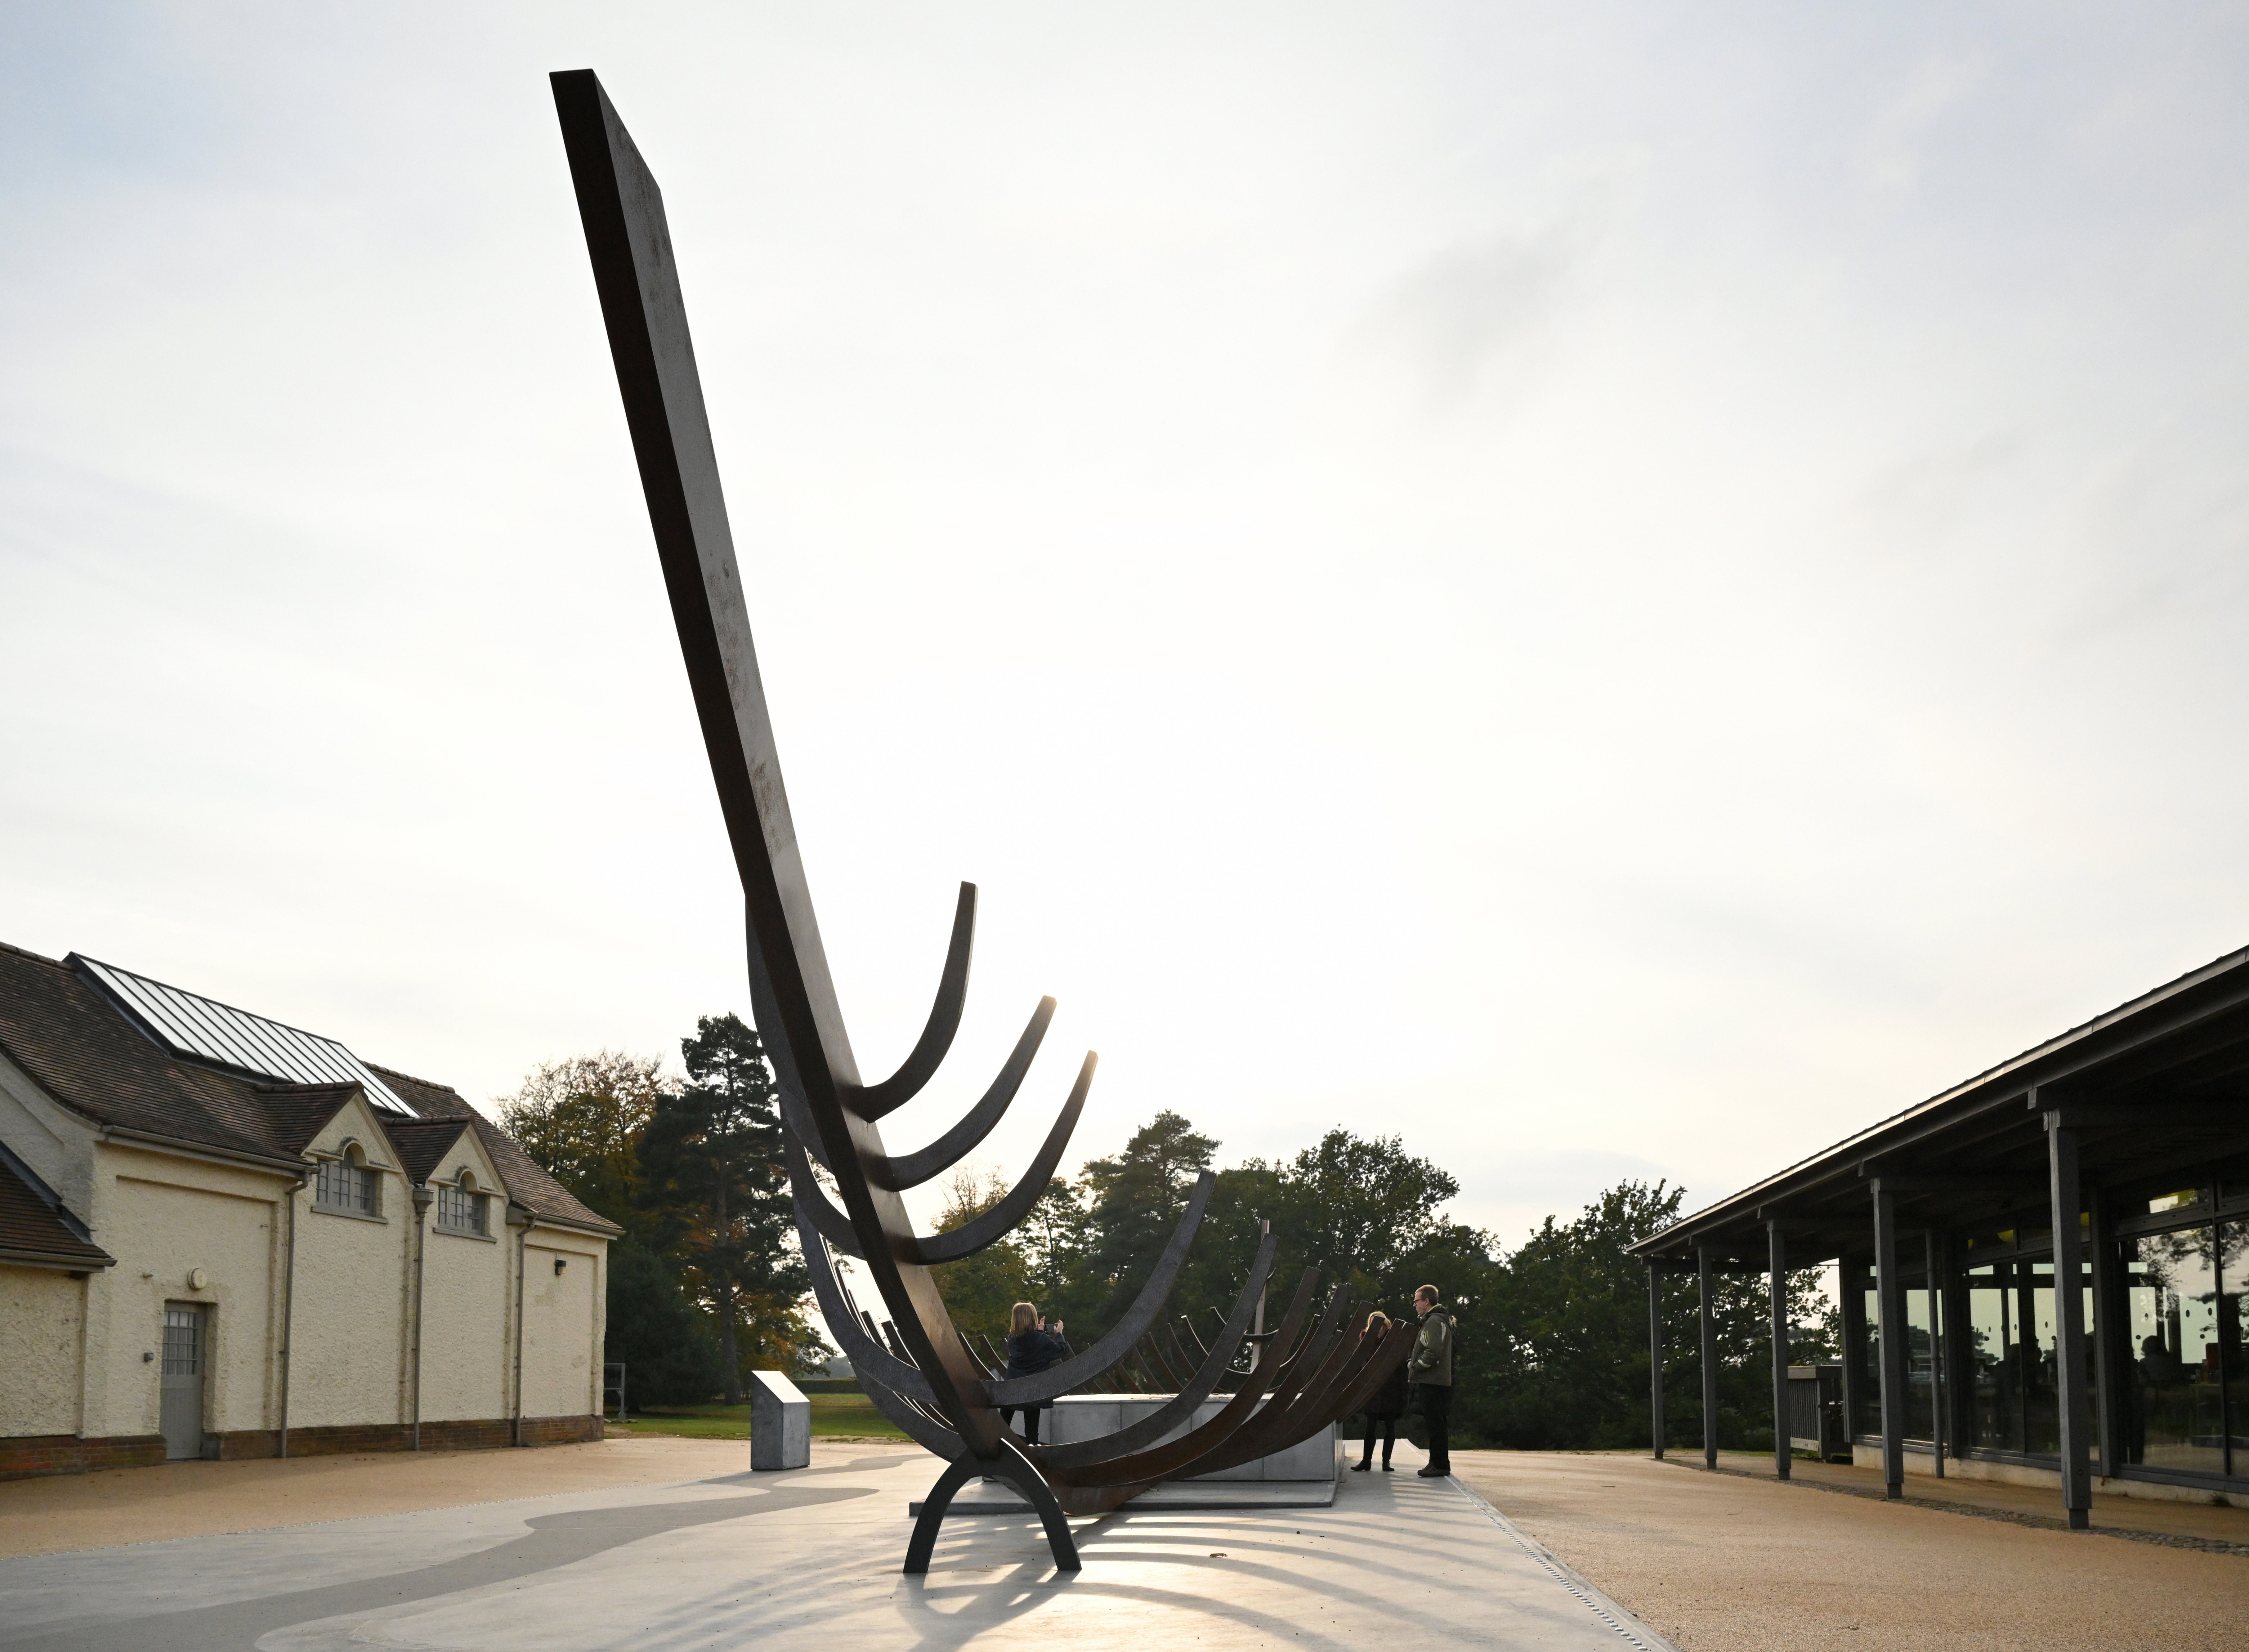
[
  {"x1": 904, "y1": 1440, "x2": 1080, "y2": 1575},
  {"x1": 904, "y1": 1455, "x2": 981, "y2": 1575}
]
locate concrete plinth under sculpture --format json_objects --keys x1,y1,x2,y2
[
  {"x1": 924, "y1": 1397, "x2": 1342, "y2": 1516},
  {"x1": 1043, "y1": 1395, "x2": 1341, "y2": 1481}
]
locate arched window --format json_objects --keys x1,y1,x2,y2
[
  {"x1": 436, "y1": 1169, "x2": 489, "y2": 1235},
  {"x1": 315, "y1": 1142, "x2": 379, "y2": 1216}
]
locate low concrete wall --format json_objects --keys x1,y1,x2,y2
[{"x1": 1044, "y1": 1395, "x2": 1339, "y2": 1480}]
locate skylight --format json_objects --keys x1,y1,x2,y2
[{"x1": 73, "y1": 956, "x2": 415, "y2": 1116}]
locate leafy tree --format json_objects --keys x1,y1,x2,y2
[
  {"x1": 494, "y1": 1051, "x2": 667, "y2": 1237},
  {"x1": 1455, "y1": 1179, "x2": 1837, "y2": 1451},
  {"x1": 928, "y1": 1167, "x2": 1034, "y2": 1348},
  {"x1": 637, "y1": 1014, "x2": 812, "y2": 1404},
  {"x1": 1068, "y1": 1111, "x2": 1219, "y2": 1330},
  {"x1": 605, "y1": 1239, "x2": 727, "y2": 1406},
  {"x1": 1019, "y1": 1176, "x2": 1093, "y2": 1304}
]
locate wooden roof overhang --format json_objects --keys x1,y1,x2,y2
[{"x1": 1630, "y1": 946, "x2": 2249, "y2": 1272}]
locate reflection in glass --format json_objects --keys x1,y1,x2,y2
[
  {"x1": 2122, "y1": 1227, "x2": 2223, "y2": 1477},
  {"x1": 1905, "y1": 1283, "x2": 1936, "y2": 1442},
  {"x1": 2022, "y1": 1260, "x2": 2059, "y2": 1456},
  {"x1": 1967, "y1": 1263, "x2": 2017, "y2": 1453},
  {"x1": 1855, "y1": 1279, "x2": 1881, "y2": 1439},
  {"x1": 1961, "y1": 1253, "x2": 2094, "y2": 1458}
]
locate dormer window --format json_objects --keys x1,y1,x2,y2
[
  {"x1": 436, "y1": 1171, "x2": 489, "y2": 1235},
  {"x1": 315, "y1": 1143, "x2": 379, "y2": 1216}
]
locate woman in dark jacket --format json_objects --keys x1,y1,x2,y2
[
  {"x1": 999, "y1": 1301, "x2": 1071, "y2": 1445},
  {"x1": 1349, "y1": 1310, "x2": 1409, "y2": 1472}
]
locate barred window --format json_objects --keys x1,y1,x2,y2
[
  {"x1": 162, "y1": 1304, "x2": 202, "y2": 1376},
  {"x1": 315, "y1": 1144, "x2": 378, "y2": 1215},
  {"x1": 436, "y1": 1173, "x2": 488, "y2": 1235}
]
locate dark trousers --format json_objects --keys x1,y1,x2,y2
[
  {"x1": 1000, "y1": 1406, "x2": 1042, "y2": 1445},
  {"x1": 1357, "y1": 1415, "x2": 1397, "y2": 1466},
  {"x1": 1415, "y1": 1382, "x2": 1451, "y2": 1472}
]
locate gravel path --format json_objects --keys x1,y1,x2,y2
[{"x1": 1453, "y1": 1449, "x2": 2247, "y2": 1652}]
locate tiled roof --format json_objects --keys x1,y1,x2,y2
[
  {"x1": 0, "y1": 941, "x2": 621, "y2": 1238},
  {"x1": 250, "y1": 1083, "x2": 366, "y2": 1158},
  {"x1": 386, "y1": 1117, "x2": 471, "y2": 1185},
  {"x1": 466, "y1": 1113, "x2": 622, "y2": 1235},
  {"x1": 0, "y1": 942, "x2": 298, "y2": 1164},
  {"x1": 364, "y1": 1063, "x2": 622, "y2": 1235},
  {"x1": 0, "y1": 1149, "x2": 112, "y2": 1269}
]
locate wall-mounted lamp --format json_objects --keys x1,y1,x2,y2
[{"x1": 553, "y1": 1257, "x2": 567, "y2": 1275}]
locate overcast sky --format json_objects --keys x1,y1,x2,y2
[{"x1": 4, "y1": 5, "x2": 2248, "y2": 1249}]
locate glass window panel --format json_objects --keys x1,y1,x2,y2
[
  {"x1": 1905, "y1": 1284, "x2": 1936, "y2": 1442},
  {"x1": 1855, "y1": 1280, "x2": 1882, "y2": 1438},
  {"x1": 2147, "y1": 1187, "x2": 2207, "y2": 1217},
  {"x1": 2122, "y1": 1227, "x2": 2223, "y2": 1477},
  {"x1": 1967, "y1": 1263, "x2": 2017, "y2": 1453},
  {"x1": 2021, "y1": 1261, "x2": 2059, "y2": 1456},
  {"x1": 162, "y1": 1306, "x2": 200, "y2": 1376}
]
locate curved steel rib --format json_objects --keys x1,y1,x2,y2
[
  {"x1": 985, "y1": 1168, "x2": 1217, "y2": 1404},
  {"x1": 868, "y1": 996, "x2": 1056, "y2": 1191},
  {"x1": 854, "y1": 882, "x2": 976, "y2": 1120},
  {"x1": 789, "y1": 1160, "x2": 939, "y2": 1406},
  {"x1": 1183, "y1": 1296, "x2": 1372, "y2": 1476},
  {"x1": 1048, "y1": 1267, "x2": 1324, "y2": 1489},
  {"x1": 1036, "y1": 1228, "x2": 1279, "y2": 1469},
  {"x1": 907, "y1": 1052, "x2": 1095, "y2": 1264},
  {"x1": 856, "y1": 1367, "x2": 968, "y2": 1460},
  {"x1": 786, "y1": 1132, "x2": 865, "y2": 1258},
  {"x1": 1139, "y1": 1284, "x2": 1360, "y2": 1481},
  {"x1": 558, "y1": 69, "x2": 1380, "y2": 1566}
]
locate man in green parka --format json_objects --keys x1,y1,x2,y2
[{"x1": 1408, "y1": 1284, "x2": 1454, "y2": 1477}]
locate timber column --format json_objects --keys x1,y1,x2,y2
[
  {"x1": 2044, "y1": 1101, "x2": 2093, "y2": 1530},
  {"x1": 1696, "y1": 1243, "x2": 1718, "y2": 1471},
  {"x1": 1648, "y1": 1264, "x2": 1665, "y2": 1459},
  {"x1": 1768, "y1": 1221, "x2": 1790, "y2": 1480},
  {"x1": 1870, "y1": 1180, "x2": 1907, "y2": 1500}
]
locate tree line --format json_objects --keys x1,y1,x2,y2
[
  {"x1": 494, "y1": 1015, "x2": 825, "y2": 1405},
  {"x1": 500, "y1": 1026, "x2": 1835, "y2": 1446},
  {"x1": 922, "y1": 1110, "x2": 1837, "y2": 1451}
]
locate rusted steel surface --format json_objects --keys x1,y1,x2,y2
[{"x1": 553, "y1": 67, "x2": 1386, "y2": 1573}]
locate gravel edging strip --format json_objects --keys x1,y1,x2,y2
[
  {"x1": 1444, "y1": 1475, "x2": 1683, "y2": 1652},
  {"x1": 1664, "y1": 1459, "x2": 2249, "y2": 1559}
]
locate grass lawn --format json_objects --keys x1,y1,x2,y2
[{"x1": 608, "y1": 1393, "x2": 907, "y2": 1442}]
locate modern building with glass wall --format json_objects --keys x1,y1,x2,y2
[{"x1": 1630, "y1": 946, "x2": 2249, "y2": 1523}]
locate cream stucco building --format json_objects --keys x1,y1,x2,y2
[{"x1": 0, "y1": 942, "x2": 619, "y2": 1479}]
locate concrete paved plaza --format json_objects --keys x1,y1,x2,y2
[{"x1": 0, "y1": 1439, "x2": 1668, "y2": 1652}]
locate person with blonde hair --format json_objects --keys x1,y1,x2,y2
[
  {"x1": 998, "y1": 1301, "x2": 1070, "y2": 1444},
  {"x1": 1348, "y1": 1309, "x2": 1411, "y2": 1473}
]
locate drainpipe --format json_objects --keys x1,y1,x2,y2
[
  {"x1": 511, "y1": 1213, "x2": 530, "y2": 1447},
  {"x1": 278, "y1": 1176, "x2": 306, "y2": 1458},
  {"x1": 410, "y1": 1185, "x2": 433, "y2": 1451}
]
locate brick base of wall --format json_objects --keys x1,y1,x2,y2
[
  {"x1": 0, "y1": 1433, "x2": 167, "y2": 1481},
  {"x1": 2, "y1": 1416, "x2": 602, "y2": 1481}
]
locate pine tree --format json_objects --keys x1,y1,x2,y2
[{"x1": 637, "y1": 1014, "x2": 805, "y2": 1404}]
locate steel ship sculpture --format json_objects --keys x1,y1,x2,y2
[{"x1": 551, "y1": 69, "x2": 1415, "y2": 1572}]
